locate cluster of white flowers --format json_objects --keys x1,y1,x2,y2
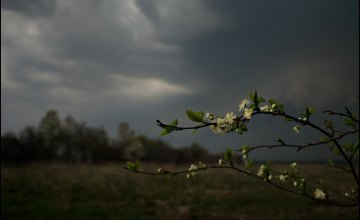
[
  {"x1": 298, "y1": 117, "x2": 307, "y2": 121},
  {"x1": 186, "y1": 162, "x2": 206, "y2": 178},
  {"x1": 260, "y1": 105, "x2": 270, "y2": 112},
  {"x1": 314, "y1": 188, "x2": 326, "y2": 200},
  {"x1": 290, "y1": 162, "x2": 297, "y2": 169},
  {"x1": 238, "y1": 99, "x2": 254, "y2": 119},
  {"x1": 188, "y1": 164, "x2": 198, "y2": 171},
  {"x1": 258, "y1": 164, "x2": 272, "y2": 181},
  {"x1": 243, "y1": 108, "x2": 253, "y2": 119},
  {"x1": 241, "y1": 146, "x2": 251, "y2": 159},
  {"x1": 257, "y1": 165, "x2": 266, "y2": 177},
  {"x1": 209, "y1": 112, "x2": 237, "y2": 135},
  {"x1": 277, "y1": 174, "x2": 288, "y2": 182},
  {"x1": 242, "y1": 150, "x2": 248, "y2": 159},
  {"x1": 239, "y1": 99, "x2": 249, "y2": 111},
  {"x1": 225, "y1": 112, "x2": 236, "y2": 124}
]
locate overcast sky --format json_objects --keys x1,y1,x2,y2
[{"x1": 1, "y1": 0, "x2": 359, "y2": 160}]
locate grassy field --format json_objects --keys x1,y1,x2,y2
[{"x1": 1, "y1": 163, "x2": 359, "y2": 220}]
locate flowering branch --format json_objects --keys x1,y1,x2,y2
[
  {"x1": 123, "y1": 162, "x2": 358, "y2": 207},
  {"x1": 126, "y1": 91, "x2": 359, "y2": 207}
]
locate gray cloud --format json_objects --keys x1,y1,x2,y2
[
  {"x1": 1, "y1": 0, "x2": 56, "y2": 17},
  {"x1": 1, "y1": 0, "x2": 358, "y2": 158}
]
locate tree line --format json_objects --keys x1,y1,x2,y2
[{"x1": 1, "y1": 110, "x2": 215, "y2": 165}]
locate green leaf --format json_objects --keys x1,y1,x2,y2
[
  {"x1": 277, "y1": 104, "x2": 285, "y2": 111},
  {"x1": 160, "y1": 129, "x2": 169, "y2": 136},
  {"x1": 284, "y1": 117, "x2": 294, "y2": 122},
  {"x1": 269, "y1": 99, "x2": 285, "y2": 111},
  {"x1": 160, "y1": 119, "x2": 178, "y2": 136},
  {"x1": 343, "y1": 117, "x2": 357, "y2": 128},
  {"x1": 237, "y1": 123, "x2": 248, "y2": 134},
  {"x1": 258, "y1": 97, "x2": 266, "y2": 104},
  {"x1": 245, "y1": 160, "x2": 253, "y2": 169},
  {"x1": 324, "y1": 120, "x2": 334, "y2": 130},
  {"x1": 342, "y1": 143, "x2": 354, "y2": 152},
  {"x1": 191, "y1": 129, "x2": 198, "y2": 135},
  {"x1": 186, "y1": 110, "x2": 205, "y2": 122},
  {"x1": 249, "y1": 91, "x2": 259, "y2": 105},
  {"x1": 224, "y1": 148, "x2": 234, "y2": 161},
  {"x1": 126, "y1": 161, "x2": 140, "y2": 171},
  {"x1": 268, "y1": 99, "x2": 277, "y2": 106},
  {"x1": 305, "y1": 107, "x2": 315, "y2": 118}
]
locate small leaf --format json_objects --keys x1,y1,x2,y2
[
  {"x1": 327, "y1": 160, "x2": 335, "y2": 167},
  {"x1": 305, "y1": 107, "x2": 315, "y2": 118},
  {"x1": 191, "y1": 129, "x2": 198, "y2": 135},
  {"x1": 160, "y1": 119, "x2": 178, "y2": 136},
  {"x1": 126, "y1": 161, "x2": 140, "y2": 171},
  {"x1": 186, "y1": 110, "x2": 205, "y2": 122},
  {"x1": 343, "y1": 117, "x2": 356, "y2": 128},
  {"x1": 237, "y1": 123, "x2": 248, "y2": 134},
  {"x1": 258, "y1": 97, "x2": 266, "y2": 104},
  {"x1": 171, "y1": 119, "x2": 178, "y2": 126},
  {"x1": 160, "y1": 129, "x2": 169, "y2": 136},
  {"x1": 249, "y1": 91, "x2": 259, "y2": 105},
  {"x1": 324, "y1": 120, "x2": 334, "y2": 130},
  {"x1": 268, "y1": 99, "x2": 277, "y2": 106},
  {"x1": 245, "y1": 160, "x2": 253, "y2": 169},
  {"x1": 284, "y1": 117, "x2": 294, "y2": 121},
  {"x1": 342, "y1": 143, "x2": 354, "y2": 152},
  {"x1": 277, "y1": 104, "x2": 285, "y2": 111},
  {"x1": 224, "y1": 148, "x2": 234, "y2": 161}
]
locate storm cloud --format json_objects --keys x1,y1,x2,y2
[{"x1": 1, "y1": 0, "x2": 358, "y2": 159}]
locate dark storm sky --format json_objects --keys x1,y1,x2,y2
[{"x1": 1, "y1": 0, "x2": 359, "y2": 160}]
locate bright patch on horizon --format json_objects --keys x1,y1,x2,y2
[{"x1": 110, "y1": 75, "x2": 192, "y2": 100}]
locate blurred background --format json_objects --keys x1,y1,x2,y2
[{"x1": 1, "y1": 0, "x2": 359, "y2": 219}]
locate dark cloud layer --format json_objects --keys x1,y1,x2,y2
[
  {"x1": 1, "y1": 0, "x2": 56, "y2": 17},
  {"x1": 1, "y1": 0, "x2": 358, "y2": 159}
]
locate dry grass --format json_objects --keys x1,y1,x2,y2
[{"x1": 1, "y1": 162, "x2": 359, "y2": 220}]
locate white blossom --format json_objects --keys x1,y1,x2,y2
[
  {"x1": 293, "y1": 125, "x2": 301, "y2": 134},
  {"x1": 314, "y1": 188, "x2": 326, "y2": 200},
  {"x1": 278, "y1": 174, "x2": 288, "y2": 182},
  {"x1": 210, "y1": 125, "x2": 228, "y2": 135},
  {"x1": 205, "y1": 113, "x2": 211, "y2": 119},
  {"x1": 290, "y1": 162, "x2": 297, "y2": 169},
  {"x1": 188, "y1": 164, "x2": 198, "y2": 171},
  {"x1": 239, "y1": 99, "x2": 249, "y2": 111},
  {"x1": 225, "y1": 112, "x2": 236, "y2": 124},
  {"x1": 243, "y1": 108, "x2": 253, "y2": 120},
  {"x1": 198, "y1": 161, "x2": 206, "y2": 168},
  {"x1": 157, "y1": 168, "x2": 163, "y2": 173},
  {"x1": 218, "y1": 159, "x2": 224, "y2": 165},
  {"x1": 260, "y1": 105, "x2": 270, "y2": 112},
  {"x1": 257, "y1": 165, "x2": 266, "y2": 177}
]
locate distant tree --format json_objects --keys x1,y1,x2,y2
[
  {"x1": 124, "y1": 139, "x2": 145, "y2": 161},
  {"x1": 18, "y1": 126, "x2": 45, "y2": 161},
  {"x1": 1, "y1": 132, "x2": 25, "y2": 164},
  {"x1": 118, "y1": 122, "x2": 135, "y2": 143},
  {"x1": 37, "y1": 110, "x2": 64, "y2": 159}
]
